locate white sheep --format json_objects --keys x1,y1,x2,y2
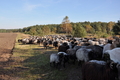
[
  {"x1": 103, "y1": 43, "x2": 111, "y2": 54},
  {"x1": 104, "y1": 48, "x2": 120, "y2": 64},
  {"x1": 76, "y1": 48, "x2": 92, "y2": 63},
  {"x1": 50, "y1": 52, "x2": 69, "y2": 69},
  {"x1": 88, "y1": 40, "x2": 99, "y2": 46},
  {"x1": 50, "y1": 53, "x2": 59, "y2": 67}
]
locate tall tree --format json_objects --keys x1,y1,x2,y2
[{"x1": 60, "y1": 16, "x2": 72, "y2": 34}]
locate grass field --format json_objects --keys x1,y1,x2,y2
[{"x1": 1, "y1": 33, "x2": 82, "y2": 80}]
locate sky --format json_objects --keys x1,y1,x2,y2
[{"x1": 0, "y1": 0, "x2": 120, "y2": 29}]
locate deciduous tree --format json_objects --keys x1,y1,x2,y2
[{"x1": 60, "y1": 16, "x2": 72, "y2": 34}]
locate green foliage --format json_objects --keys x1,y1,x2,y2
[
  {"x1": 113, "y1": 20, "x2": 120, "y2": 35},
  {"x1": 102, "y1": 33, "x2": 109, "y2": 38},
  {"x1": 1, "y1": 18, "x2": 120, "y2": 37},
  {"x1": 73, "y1": 24, "x2": 87, "y2": 37}
]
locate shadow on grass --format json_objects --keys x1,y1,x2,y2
[
  {"x1": 0, "y1": 47, "x2": 82, "y2": 80},
  {"x1": 21, "y1": 49, "x2": 63, "y2": 80}
]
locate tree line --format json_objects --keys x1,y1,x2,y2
[{"x1": 0, "y1": 16, "x2": 120, "y2": 38}]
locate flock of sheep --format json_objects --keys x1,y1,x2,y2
[
  {"x1": 19, "y1": 35, "x2": 120, "y2": 80},
  {"x1": 48, "y1": 35, "x2": 120, "y2": 80}
]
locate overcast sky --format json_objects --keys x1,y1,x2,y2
[{"x1": 0, "y1": 0, "x2": 120, "y2": 29}]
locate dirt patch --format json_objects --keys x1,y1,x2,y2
[
  {"x1": 0, "y1": 33, "x2": 17, "y2": 80},
  {"x1": 0, "y1": 33, "x2": 17, "y2": 62}
]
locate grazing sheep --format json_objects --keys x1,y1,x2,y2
[
  {"x1": 50, "y1": 52, "x2": 69, "y2": 69},
  {"x1": 50, "y1": 53, "x2": 59, "y2": 68}
]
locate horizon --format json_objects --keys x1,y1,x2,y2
[
  {"x1": 0, "y1": 21, "x2": 117, "y2": 29},
  {"x1": 0, "y1": 0, "x2": 120, "y2": 29}
]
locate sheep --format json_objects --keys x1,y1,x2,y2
[
  {"x1": 66, "y1": 49, "x2": 77, "y2": 64},
  {"x1": 99, "y1": 38, "x2": 106, "y2": 45},
  {"x1": 87, "y1": 45, "x2": 103, "y2": 60},
  {"x1": 73, "y1": 45, "x2": 82, "y2": 51},
  {"x1": 50, "y1": 53, "x2": 59, "y2": 68},
  {"x1": 22, "y1": 38, "x2": 29, "y2": 44},
  {"x1": 88, "y1": 40, "x2": 99, "y2": 46},
  {"x1": 58, "y1": 42, "x2": 69, "y2": 53},
  {"x1": 76, "y1": 45, "x2": 103, "y2": 64},
  {"x1": 76, "y1": 47, "x2": 92, "y2": 65},
  {"x1": 18, "y1": 39, "x2": 22, "y2": 43},
  {"x1": 82, "y1": 60, "x2": 119, "y2": 80},
  {"x1": 104, "y1": 48, "x2": 120, "y2": 64},
  {"x1": 53, "y1": 41, "x2": 58, "y2": 49},
  {"x1": 76, "y1": 45, "x2": 103, "y2": 65},
  {"x1": 102, "y1": 39, "x2": 119, "y2": 55},
  {"x1": 43, "y1": 40, "x2": 49, "y2": 49},
  {"x1": 103, "y1": 42, "x2": 112, "y2": 55},
  {"x1": 50, "y1": 52, "x2": 69, "y2": 69}
]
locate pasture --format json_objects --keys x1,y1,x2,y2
[{"x1": 0, "y1": 33, "x2": 82, "y2": 80}]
